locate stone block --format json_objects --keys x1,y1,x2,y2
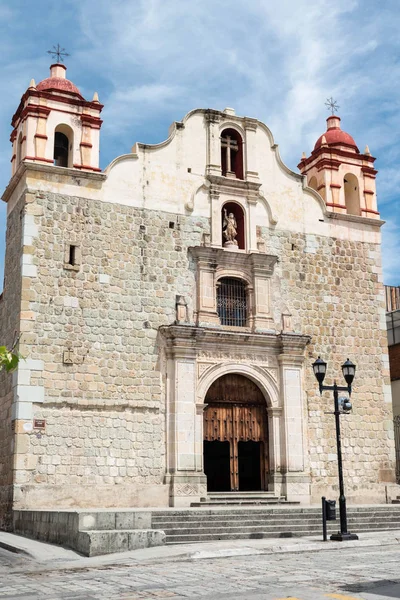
[
  {"x1": 11, "y1": 402, "x2": 33, "y2": 420},
  {"x1": 21, "y1": 359, "x2": 44, "y2": 371},
  {"x1": 95, "y1": 512, "x2": 116, "y2": 530},
  {"x1": 21, "y1": 264, "x2": 37, "y2": 278},
  {"x1": 115, "y1": 512, "x2": 134, "y2": 530},
  {"x1": 15, "y1": 385, "x2": 44, "y2": 404}
]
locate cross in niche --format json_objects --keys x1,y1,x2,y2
[
  {"x1": 325, "y1": 97, "x2": 340, "y2": 115},
  {"x1": 221, "y1": 134, "x2": 238, "y2": 174},
  {"x1": 63, "y1": 347, "x2": 73, "y2": 364},
  {"x1": 47, "y1": 44, "x2": 70, "y2": 63}
]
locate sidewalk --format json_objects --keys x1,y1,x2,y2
[{"x1": 1, "y1": 528, "x2": 400, "y2": 571}]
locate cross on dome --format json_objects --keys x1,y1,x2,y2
[
  {"x1": 325, "y1": 97, "x2": 340, "y2": 116},
  {"x1": 47, "y1": 44, "x2": 70, "y2": 63}
]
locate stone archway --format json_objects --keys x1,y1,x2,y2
[{"x1": 203, "y1": 373, "x2": 269, "y2": 492}]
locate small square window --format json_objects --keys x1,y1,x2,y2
[
  {"x1": 64, "y1": 243, "x2": 80, "y2": 271},
  {"x1": 68, "y1": 245, "x2": 76, "y2": 266}
]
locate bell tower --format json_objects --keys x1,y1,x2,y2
[
  {"x1": 298, "y1": 115, "x2": 379, "y2": 219},
  {"x1": 10, "y1": 62, "x2": 103, "y2": 176}
]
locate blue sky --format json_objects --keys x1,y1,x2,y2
[{"x1": 0, "y1": 0, "x2": 399, "y2": 286}]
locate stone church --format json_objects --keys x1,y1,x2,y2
[{"x1": 0, "y1": 62, "x2": 397, "y2": 529}]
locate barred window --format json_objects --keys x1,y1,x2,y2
[{"x1": 217, "y1": 278, "x2": 247, "y2": 327}]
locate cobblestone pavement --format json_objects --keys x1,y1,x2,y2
[{"x1": 1, "y1": 544, "x2": 400, "y2": 599}]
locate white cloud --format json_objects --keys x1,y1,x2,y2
[
  {"x1": 0, "y1": 0, "x2": 400, "y2": 284},
  {"x1": 102, "y1": 84, "x2": 186, "y2": 135}
]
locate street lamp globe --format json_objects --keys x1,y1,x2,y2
[
  {"x1": 312, "y1": 356, "x2": 327, "y2": 389},
  {"x1": 341, "y1": 358, "x2": 356, "y2": 387}
]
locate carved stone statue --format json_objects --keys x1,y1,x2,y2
[
  {"x1": 175, "y1": 295, "x2": 189, "y2": 324},
  {"x1": 223, "y1": 208, "x2": 238, "y2": 248}
]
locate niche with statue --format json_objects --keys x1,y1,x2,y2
[{"x1": 221, "y1": 202, "x2": 245, "y2": 250}]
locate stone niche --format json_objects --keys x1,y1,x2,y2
[{"x1": 189, "y1": 246, "x2": 278, "y2": 332}]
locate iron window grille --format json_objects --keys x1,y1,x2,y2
[{"x1": 217, "y1": 277, "x2": 247, "y2": 327}]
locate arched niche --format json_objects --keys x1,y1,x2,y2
[
  {"x1": 344, "y1": 173, "x2": 360, "y2": 215},
  {"x1": 54, "y1": 124, "x2": 73, "y2": 168},
  {"x1": 221, "y1": 201, "x2": 245, "y2": 249},
  {"x1": 221, "y1": 128, "x2": 244, "y2": 179}
]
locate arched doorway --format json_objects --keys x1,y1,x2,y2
[{"x1": 203, "y1": 374, "x2": 268, "y2": 492}]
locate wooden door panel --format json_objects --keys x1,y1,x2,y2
[{"x1": 204, "y1": 374, "x2": 269, "y2": 492}]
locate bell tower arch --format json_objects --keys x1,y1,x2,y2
[
  {"x1": 299, "y1": 115, "x2": 379, "y2": 219},
  {"x1": 10, "y1": 62, "x2": 103, "y2": 177}
]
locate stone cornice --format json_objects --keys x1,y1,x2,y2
[
  {"x1": 159, "y1": 324, "x2": 310, "y2": 359},
  {"x1": 207, "y1": 174, "x2": 262, "y2": 195},
  {"x1": 327, "y1": 211, "x2": 384, "y2": 228},
  {"x1": 2, "y1": 162, "x2": 107, "y2": 203},
  {"x1": 299, "y1": 146, "x2": 377, "y2": 171},
  {"x1": 188, "y1": 246, "x2": 278, "y2": 276}
]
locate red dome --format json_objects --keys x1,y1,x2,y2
[
  {"x1": 36, "y1": 64, "x2": 82, "y2": 97},
  {"x1": 314, "y1": 129, "x2": 358, "y2": 150},
  {"x1": 37, "y1": 77, "x2": 81, "y2": 96},
  {"x1": 314, "y1": 116, "x2": 358, "y2": 151}
]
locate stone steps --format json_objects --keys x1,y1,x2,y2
[
  {"x1": 166, "y1": 525, "x2": 400, "y2": 544},
  {"x1": 192, "y1": 492, "x2": 296, "y2": 506},
  {"x1": 159, "y1": 520, "x2": 400, "y2": 538},
  {"x1": 14, "y1": 505, "x2": 400, "y2": 555},
  {"x1": 152, "y1": 509, "x2": 400, "y2": 522},
  {"x1": 150, "y1": 505, "x2": 400, "y2": 544},
  {"x1": 152, "y1": 516, "x2": 400, "y2": 528},
  {"x1": 190, "y1": 499, "x2": 296, "y2": 506}
]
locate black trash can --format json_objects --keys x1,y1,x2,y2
[{"x1": 325, "y1": 499, "x2": 336, "y2": 521}]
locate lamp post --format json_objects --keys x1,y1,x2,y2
[{"x1": 312, "y1": 356, "x2": 359, "y2": 542}]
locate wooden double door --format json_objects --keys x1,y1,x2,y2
[{"x1": 203, "y1": 374, "x2": 269, "y2": 492}]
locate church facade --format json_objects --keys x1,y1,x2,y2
[{"x1": 0, "y1": 63, "x2": 397, "y2": 528}]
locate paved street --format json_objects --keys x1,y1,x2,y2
[{"x1": 1, "y1": 543, "x2": 400, "y2": 599}]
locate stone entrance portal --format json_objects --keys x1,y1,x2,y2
[{"x1": 203, "y1": 374, "x2": 268, "y2": 492}]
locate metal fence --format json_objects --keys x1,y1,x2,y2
[{"x1": 395, "y1": 415, "x2": 400, "y2": 484}]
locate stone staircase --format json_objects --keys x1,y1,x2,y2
[
  {"x1": 151, "y1": 505, "x2": 400, "y2": 544},
  {"x1": 190, "y1": 492, "x2": 295, "y2": 507}
]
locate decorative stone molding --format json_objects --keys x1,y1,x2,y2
[{"x1": 189, "y1": 246, "x2": 278, "y2": 331}]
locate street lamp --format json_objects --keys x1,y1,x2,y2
[{"x1": 312, "y1": 356, "x2": 358, "y2": 542}]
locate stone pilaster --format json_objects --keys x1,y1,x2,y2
[
  {"x1": 163, "y1": 327, "x2": 207, "y2": 506},
  {"x1": 244, "y1": 118, "x2": 259, "y2": 182},
  {"x1": 277, "y1": 337, "x2": 311, "y2": 504},
  {"x1": 205, "y1": 110, "x2": 222, "y2": 177}
]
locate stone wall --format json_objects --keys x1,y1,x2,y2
[
  {"x1": 11, "y1": 190, "x2": 209, "y2": 510},
  {"x1": 2, "y1": 186, "x2": 396, "y2": 513},
  {"x1": 268, "y1": 230, "x2": 394, "y2": 502},
  {"x1": 0, "y1": 194, "x2": 24, "y2": 529}
]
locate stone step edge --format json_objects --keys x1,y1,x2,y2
[
  {"x1": 152, "y1": 515, "x2": 400, "y2": 524},
  {"x1": 152, "y1": 507, "x2": 400, "y2": 515},
  {"x1": 160, "y1": 522, "x2": 400, "y2": 534},
  {"x1": 152, "y1": 511, "x2": 400, "y2": 521},
  {"x1": 165, "y1": 527, "x2": 400, "y2": 543},
  {"x1": 193, "y1": 499, "x2": 297, "y2": 503},
  {"x1": 153, "y1": 518, "x2": 400, "y2": 528}
]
